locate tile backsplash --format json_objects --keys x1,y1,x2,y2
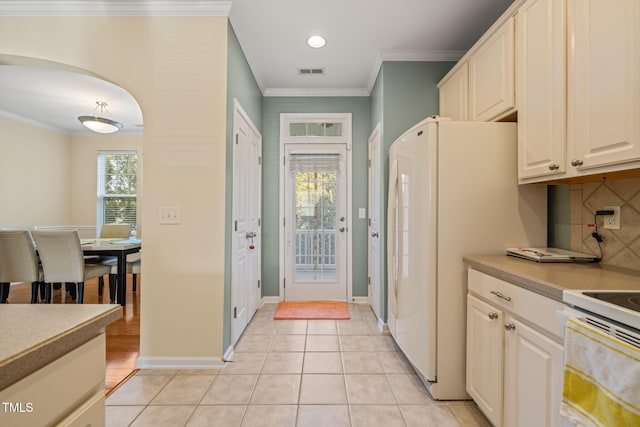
[{"x1": 570, "y1": 176, "x2": 640, "y2": 272}]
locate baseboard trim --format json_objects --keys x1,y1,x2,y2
[
  {"x1": 378, "y1": 318, "x2": 389, "y2": 334},
  {"x1": 223, "y1": 345, "x2": 234, "y2": 362},
  {"x1": 262, "y1": 296, "x2": 280, "y2": 305},
  {"x1": 350, "y1": 296, "x2": 369, "y2": 304},
  {"x1": 135, "y1": 356, "x2": 226, "y2": 370}
]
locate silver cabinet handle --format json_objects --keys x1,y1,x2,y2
[
  {"x1": 570, "y1": 159, "x2": 584, "y2": 167},
  {"x1": 548, "y1": 163, "x2": 560, "y2": 171},
  {"x1": 371, "y1": 232, "x2": 379, "y2": 238},
  {"x1": 488, "y1": 312, "x2": 498, "y2": 320},
  {"x1": 505, "y1": 323, "x2": 516, "y2": 331},
  {"x1": 490, "y1": 290, "x2": 512, "y2": 302}
]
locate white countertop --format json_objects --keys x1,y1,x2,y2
[{"x1": 0, "y1": 304, "x2": 122, "y2": 390}]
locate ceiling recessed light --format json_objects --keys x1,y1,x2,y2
[{"x1": 307, "y1": 35, "x2": 326, "y2": 49}]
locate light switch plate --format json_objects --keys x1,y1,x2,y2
[
  {"x1": 359, "y1": 208, "x2": 366, "y2": 219},
  {"x1": 158, "y1": 206, "x2": 181, "y2": 224}
]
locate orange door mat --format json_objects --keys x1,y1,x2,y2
[{"x1": 273, "y1": 301, "x2": 350, "y2": 320}]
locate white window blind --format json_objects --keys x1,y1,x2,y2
[
  {"x1": 288, "y1": 154, "x2": 342, "y2": 173},
  {"x1": 96, "y1": 151, "x2": 137, "y2": 232}
]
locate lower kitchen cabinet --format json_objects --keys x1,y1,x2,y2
[
  {"x1": 504, "y1": 316, "x2": 564, "y2": 427},
  {"x1": 467, "y1": 268, "x2": 565, "y2": 427}
]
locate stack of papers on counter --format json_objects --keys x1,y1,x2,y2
[{"x1": 506, "y1": 247, "x2": 599, "y2": 263}]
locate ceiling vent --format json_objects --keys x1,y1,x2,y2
[{"x1": 298, "y1": 68, "x2": 325, "y2": 76}]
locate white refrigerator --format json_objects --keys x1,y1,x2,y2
[{"x1": 387, "y1": 117, "x2": 547, "y2": 400}]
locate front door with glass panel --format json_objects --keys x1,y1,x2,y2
[{"x1": 283, "y1": 144, "x2": 347, "y2": 301}]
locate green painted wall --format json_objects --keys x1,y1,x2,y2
[
  {"x1": 261, "y1": 97, "x2": 371, "y2": 299},
  {"x1": 370, "y1": 61, "x2": 456, "y2": 321},
  {"x1": 548, "y1": 185, "x2": 570, "y2": 249},
  {"x1": 224, "y1": 23, "x2": 263, "y2": 351}
]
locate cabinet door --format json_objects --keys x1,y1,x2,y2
[
  {"x1": 467, "y1": 294, "x2": 504, "y2": 427},
  {"x1": 517, "y1": 0, "x2": 567, "y2": 181},
  {"x1": 469, "y1": 17, "x2": 515, "y2": 121},
  {"x1": 504, "y1": 316, "x2": 564, "y2": 427},
  {"x1": 438, "y1": 63, "x2": 468, "y2": 121},
  {"x1": 567, "y1": 0, "x2": 640, "y2": 171}
]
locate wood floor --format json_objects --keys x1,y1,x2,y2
[{"x1": 4, "y1": 276, "x2": 140, "y2": 394}]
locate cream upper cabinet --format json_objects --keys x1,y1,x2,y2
[
  {"x1": 567, "y1": 0, "x2": 640, "y2": 173},
  {"x1": 438, "y1": 63, "x2": 468, "y2": 121},
  {"x1": 469, "y1": 17, "x2": 516, "y2": 122},
  {"x1": 516, "y1": 0, "x2": 566, "y2": 181}
]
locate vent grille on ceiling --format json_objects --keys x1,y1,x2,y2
[{"x1": 298, "y1": 68, "x2": 325, "y2": 76}]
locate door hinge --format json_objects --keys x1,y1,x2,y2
[
  {"x1": 258, "y1": 279, "x2": 261, "y2": 289},
  {"x1": 368, "y1": 159, "x2": 371, "y2": 167},
  {"x1": 258, "y1": 155, "x2": 262, "y2": 165},
  {"x1": 368, "y1": 218, "x2": 371, "y2": 226},
  {"x1": 233, "y1": 306, "x2": 237, "y2": 318},
  {"x1": 283, "y1": 217, "x2": 286, "y2": 227},
  {"x1": 258, "y1": 218, "x2": 261, "y2": 227},
  {"x1": 234, "y1": 220, "x2": 238, "y2": 231},
  {"x1": 368, "y1": 276, "x2": 371, "y2": 285},
  {"x1": 283, "y1": 156, "x2": 286, "y2": 165},
  {"x1": 283, "y1": 278, "x2": 286, "y2": 288},
  {"x1": 235, "y1": 133, "x2": 239, "y2": 145}
]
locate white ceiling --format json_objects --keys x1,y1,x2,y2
[{"x1": 0, "y1": 0, "x2": 514, "y2": 133}]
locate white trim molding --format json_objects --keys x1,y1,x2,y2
[
  {"x1": 0, "y1": 1, "x2": 232, "y2": 16},
  {"x1": 136, "y1": 356, "x2": 226, "y2": 370}
]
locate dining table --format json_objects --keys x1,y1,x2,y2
[{"x1": 81, "y1": 239, "x2": 141, "y2": 306}]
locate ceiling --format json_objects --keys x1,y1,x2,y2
[{"x1": 0, "y1": 0, "x2": 514, "y2": 133}]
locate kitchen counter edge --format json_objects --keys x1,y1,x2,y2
[
  {"x1": 464, "y1": 255, "x2": 640, "y2": 302},
  {"x1": 0, "y1": 304, "x2": 122, "y2": 390}
]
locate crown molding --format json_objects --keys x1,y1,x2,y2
[
  {"x1": 263, "y1": 87, "x2": 369, "y2": 98},
  {"x1": 365, "y1": 49, "x2": 465, "y2": 94},
  {"x1": 0, "y1": 1, "x2": 232, "y2": 16}
]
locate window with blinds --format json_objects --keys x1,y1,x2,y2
[{"x1": 96, "y1": 151, "x2": 137, "y2": 232}]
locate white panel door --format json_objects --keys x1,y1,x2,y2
[
  {"x1": 368, "y1": 124, "x2": 382, "y2": 320},
  {"x1": 232, "y1": 101, "x2": 261, "y2": 344},
  {"x1": 283, "y1": 144, "x2": 348, "y2": 301}
]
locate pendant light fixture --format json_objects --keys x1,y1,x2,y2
[{"x1": 78, "y1": 101, "x2": 123, "y2": 134}]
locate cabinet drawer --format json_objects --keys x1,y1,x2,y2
[
  {"x1": 468, "y1": 268, "x2": 564, "y2": 340},
  {"x1": 0, "y1": 334, "x2": 105, "y2": 427}
]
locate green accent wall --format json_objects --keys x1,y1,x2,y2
[
  {"x1": 224, "y1": 23, "x2": 263, "y2": 351},
  {"x1": 548, "y1": 185, "x2": 570, "y2": 249},
  {"x1": 370, "y1": 61, "x2": 456, "y2": 321},
  {"x1": 261, "y1": 97, "x2": 371, "y2": 299}
]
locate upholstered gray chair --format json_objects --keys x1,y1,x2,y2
[
  {"x1": 32, "y1": 230, "x2": 112, "y2": 303},
  {"x1": 0, "y1": 230, "x2": 44, "y2": 303}
]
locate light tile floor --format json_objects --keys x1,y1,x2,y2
[{"x1": 106, "y1": 303, "x2": 491, "y2": 426}]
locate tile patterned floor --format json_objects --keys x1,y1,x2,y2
[{"x1": 106, "y1": 303, "x2": 491, "y2": 426}]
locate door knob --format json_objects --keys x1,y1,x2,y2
[
  {"x1": 339, "y1": 227, "x2": 346, "y2": 232},
  {"x1": 245, "y1": 231, "x2": 256, "y2": 239},
  {"x1": 339, "y1": 216, "x2": 345, "y2": 222},
  {"x1": 371, "y1": 232, "x2": 379, "y2": 238}
]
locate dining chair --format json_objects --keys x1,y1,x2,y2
[
  {"x1": 100, "y1": 223, "x2": 131, "y2": 239},
  {"x1": 94, "y1": 223, "x2": 130, "y2": 297},
  {"x1": 0, "y1": 230, "x2": 44, "y2": 303},
  {"x1": 100, "y1": 252, "x2": 141, "y2": 302},
  {"x1": 31, "y1": 230, "x2": 112, "y2": 303}
]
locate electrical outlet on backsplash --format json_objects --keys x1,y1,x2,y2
[{"x1": 570, "y1": 176, "x2": 640, "y2": 272}]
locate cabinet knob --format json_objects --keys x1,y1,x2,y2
[
  {"x1": 548, "y1": 163, "x2": 560, "y2": 171},
  {"x1": 504, "y1": 323, "x2": 516, "y2": 331},
  {"x1": 488, "y1": 312, "x2": 498, "y2": 320},
  {"x1": 570, "y1": 159, "x2": 584, "y2": 167}
]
